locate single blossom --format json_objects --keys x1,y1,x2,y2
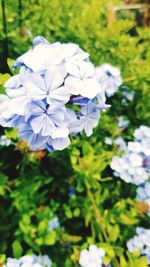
[
  {"x1": 24, "y1": 70, "x2": 70, "y2": 105},
  {"x1": 65, "y1": 61, "x2": 101, "y2": 98},
  {"x1": 27, "y1": 100, "x2": 68, "y2": 137}
]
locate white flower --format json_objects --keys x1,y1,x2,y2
[
  {"x1": 65, "y1": 62, "x2": 101, "y2": 98},
  {"x1": 0, "y1": 95, "x2": 14, "y2": 127},
  {"x1": 16, "y1": 42, "x2": 65, "y2": 73},
  {"x1": 79, "y1": 244, "x2": 105, "y2": 267},
  {"x1": 4, "y1": 258, "x2": 20, "y2": 267},
  {"x1": 35, "y1": 255, "x2": 52, "y2": 267},
  {"x1": 63, "y1": 43, "x2": 89, "y2": 70},
  {"x1": 4, "y1": 254, "x2": 53, "y2": 267},
  {"x1": 134, "y1": 126, "x2": 150, "y2": 141}
]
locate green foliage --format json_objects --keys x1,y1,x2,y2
[{"x1": 0, "y1": 0, "x2": 150, "y2": 266}]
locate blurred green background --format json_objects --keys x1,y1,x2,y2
[{"x1": 0, "y1": 1, "x2": 150, "y2": 267}]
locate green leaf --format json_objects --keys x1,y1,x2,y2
[
  {"x1": 0, "y1": 254, "x2": 6, "y2": 264},
  {"x1": 130, "y1": 257, "x2": 148, "y2": 267},
  {"x1": 44, "y1": 231, "x2": 57, "y2": 245},
  {"x1": 0, "y1": 173, "x2": 8, "y2": 185},
  {"x1": 107, "y1": 224, "x2": 120, "y2": 242},
  {"x1": 12, "y1": 240, "x2": 23, "y2": 259}
]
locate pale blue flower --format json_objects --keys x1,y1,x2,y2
[
  {"x1": 4, "y1": 254, "x2": 53, "y2": 267},
  {"x1": 80, "y1": 103, "x2": 100, "y2": 137},
  {"x1": 79, "y1": 244, "x2": 105, "y2": 267},
  {"x1": 0, "y1": 95, "x2": 15, "y2": 127},
  {"x1": 24, "y1": 70, "x2": 70, "y2": 105},
  {"x1": 111, "y1": 126, "x2": 150, "y2": 185},
  {"x1": 18, "y1": 123, "x2": 47, "y2": 150},
  {"x1": 5, "y1": 68, "x2": 32, "y2": 116},
  {"x1": 34, "y1": 255, "x2": 52, "y2": 267},
  {"x1": 65, "y1": 61, "x2": 101, "y2": 98},
  {"x1": 114, "y1": 137, "x2": 126, "y2": 151},
  {"x1": 127, "y1": 227, "x2": 150, "y2": 264},
  {"x1": 46, "y1": 136, "x2": 70, "y2": 151},
  {"x1": 0, "y1": 36, "x2": 110, "y2": 152},
  {"x1": 16, "y1": 42, "x2": 64, "y2": 73},
  {"x1": 33, "y1": 36, "x2": 50, "y2": 46},
  {"x1": 27, "y1": 100, "x2": 68, "y2": 137},
  {"x1": 134, "y1": 125, "x2": 150, "y2": 143},
  {"x1": 69, "y1": 102, "x2": 101, "y2": 137},
  {"x1": 96, "y1": 63, "x2": 122, "y2": 97}
]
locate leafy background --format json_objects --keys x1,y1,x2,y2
[{"x1": 0, "y1": 0, "x2": 150, "y2": 266}]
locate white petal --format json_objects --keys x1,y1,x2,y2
[
  {"x1": 45, "y1": 70, "x2": 64, "y2": 91},
  {"x1": 30, "y1": 114, "x2": 45, "y2": 134},
  {"x1": 8, "y1": 96, "x2": 29, "y2": 115}
]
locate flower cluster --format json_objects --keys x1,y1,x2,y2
[
  {"x1": 136, "y1": 182, "x2": 150, "y2": 216},
  {"x1": 0, "y1": 36, "x2": 112, "y2": 152},
  {"x1": 3, "y1": 254, "x2": 53, "y2": 267},
  {"x1": 110, "y1": 125, "x2": 150, "y2": 185},
  {"x1": 95, "y1": 63, "x2": 122, "y2": 97},
  {"x1": 127, "y1": 227, "x2": 150, "y2": 264},
  {"x1": 79, "y1": 244, "x2": 105, "y2": 267}
]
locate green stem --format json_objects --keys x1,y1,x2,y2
[
  {"x1": 85, "y1": 179, "x2": 120, "y2": 267},
  {"x1": 85, "y1": 179, "x2": 109, "y2": 242}
]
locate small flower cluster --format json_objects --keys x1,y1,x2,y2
[
  {"x1": 3, "y1": 254, "x2": 53, "y2": 267},
  {"x1": 0, "y1": 36, "x2": 113, "y2": 152},
  {"x1": 110, "y1": 125, "x2": 150, "y2": 185},
  {"x1": 95, "y1": 63, "x2": 122, "y2": 97},
  {"x1": 136, "y1": 182, "x2": 150, "y2": 216},
  {"x1": 127, "y1": 227, "x2": 150, "y2": 264},
  {"x1": 79, "y1": 244, "x2": 105, "y2": 267}
]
